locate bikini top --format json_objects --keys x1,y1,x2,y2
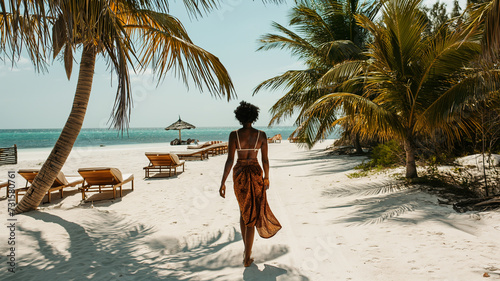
[{"x1": 236, "y1": 130, "x2": 260, "y2": 152}]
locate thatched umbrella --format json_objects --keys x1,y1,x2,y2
[{"x1": 165, "y1": 117, "x2": 196, "y2": 141}]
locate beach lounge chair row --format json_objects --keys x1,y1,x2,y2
[
  {"x1": 176, "y1": 149, "x2": 208, "y2": 161},
  {"x1": 183, "y1": 141, "x2": 227, "y2": 158},
  {"x1": 143, "y1": 141, "x2": 228, "y2": 178},
  {"x1": 203, "y1": 142, "x2": 228, "y2": 157},
  {"x1": 187, "y1": 140, "x2": 222, "y2": 150},
  {"x1": 14, "y1": 168, "x2": 134, "y2": 203},
  {"x1": 178, "y1": 141, "x2": 228, "y2": 160}
]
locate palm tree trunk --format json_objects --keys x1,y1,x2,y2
[
  {"x1": 481, "y1": 109, "x2": 489, "y2": 197},
  {"x1": 354, "y1": 133, "x2": 363, "y2": 154},
  {"x1": 404, "y1": 137, "x2": 418, "y2": 178},
  {"x1": 15, "y1": 45, "x2": 97, "y2": 213}
]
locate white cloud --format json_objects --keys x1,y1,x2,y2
[{"x1": 0, "y1": 55, "x2": 34, "y2": 76}]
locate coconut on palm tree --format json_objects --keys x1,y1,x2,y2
[{"x1": 0, "y1": 0, "x2": 241, "y2": 213}]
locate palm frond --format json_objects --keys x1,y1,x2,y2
[
  {"x1": 0, "y1": 11, "x2": 50, "y2": 71},
  {"x1": 308, "y1": 92, "x2": 405, "y2": 139},
  {"x1": 256, "y1": 0, "x2": 375, "y2": 147},
  {"x1": 108, "y1": 37, "x2": 134, "y2": 131},
  {"x1": 123, "y1": 8, "x2": 192, "y2": 40},
  {"x1": 253, "y1": 68, "x2": 327, "y2": 126},
  {"x1": 317, "y1": 40, "x2": 363, "y2": 62},
  {"x1": 257, "y1": 21, "x2": 319, "y2": 62},
  {"x1": 317, "y1": 59, "x2": 365, "y2": 89},
  {"x1": 254, "y1": 68, "x2": 322, "y2": 94},
  {"x1": 361, "y1": 0, "x2": 383, "y2": 22},
  {"x1": 419, "y1": 31, "x2": 481, "y2": 84},
  {"x1": 291, "y1": 100, "x2": 339, "y2": 147},
  {"x1": 478, "y1": 0, "x2": 500, "y2": 58},
  {"x1": 290, "y1": 4, "x2": 336, "y2": 41},
  {"x1": 130, "y1": 13, "x2": 234, "y2": 99},
  {"x1": 422, "y1": 69, "x2": 500, "y2": 132},
  {"x1": 268, "y1": 87, "x2": 326, "y2": 126}
]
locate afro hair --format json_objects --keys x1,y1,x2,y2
[{"x1": 234, "y1": 101, "x2": 259, "y2": 125}]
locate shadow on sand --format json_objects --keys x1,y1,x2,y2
[
  {"x1": 243, "y1": 263, "x2": 309, "y2": 281},
  {"x1": 272, "y1": 150, "x2": 367, "y2": 177},
  {"x1": 321, "y1": 181, "x2": 478, "y2": 234},
  {"x1": 16, "y1": 210, "x2": 304, "y2": 280},
  {"x1": 17, "y1": 210, "x2": 158, "y2": 280},
  {"x1": 243, "y1": 264, "x2": 287, "y2": 280}
]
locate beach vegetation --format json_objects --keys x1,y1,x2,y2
[
  {"x1": 348, "y1": 140, "x2": 403, "y2": 178},
  {"x1": 270, "y1": 0, "x2": 500, "y2": 181},
  {"x1": 365, "y1": 140, "x2": 404, "y2": 168},
  {"x1": 1, "y1": 0, "x2": 284, "y2": 213},
  {"x1": 300, "y1": 0, "x2": 483, "y2": 179},
  {"x1": 348, "y1": 141, "x2": 402, "y2": 178},
  {"x1": 347, "y1": 163, "x2": 390, "y2": 178},
  {"x1": 347, "y1": 169, "x2": 369, "y2": 178},
  {"x1": 254, "y1": 0, "x2": 379, "y2": 153}
]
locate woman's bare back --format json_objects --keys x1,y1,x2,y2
[{"x1": 235, "y1": 128, "x2": 263, "y2": 160}]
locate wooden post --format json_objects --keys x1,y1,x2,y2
[{"x1": 13, "y1": 144, "x2": 17, "y2": 164}]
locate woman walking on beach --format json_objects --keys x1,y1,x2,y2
[{"x1": 219, "y1": 101, "x2": 282, "y2": 267}]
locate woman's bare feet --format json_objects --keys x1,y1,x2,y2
[
  {"x1": 243, "y1": 250, "x2": 253, "y2": 267},
  {"x1": 244, "y1": 257, "x2": 254, "y2": 267}
]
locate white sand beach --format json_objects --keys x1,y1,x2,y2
[{"x1": 1, "y1": 141, "x2": 499, "y2": 280}]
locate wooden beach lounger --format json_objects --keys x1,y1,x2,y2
[
  {"x1": 16, "y1": 169, "x2": 84, "y2": 203},
  {"x1": 176, "y1": 149, "x2": 208, "y2": 161},
  {"x1": 144, "y1": 153, "x2": 185, "y2": 178},
  {"x1": 0, "y1": 180, "x2": 8, "y2": 197},
  {"x1": 78, "y1": 167, "x2": 134, "y2": 200},
  {"x1": 187, "y1": 141, "x2": 216, "y2": 150},
  {"x1": 202, "y1": 142, "x2": 228, "y2": 157}
]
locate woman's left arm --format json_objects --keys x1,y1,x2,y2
[{"x1": 220, "y1": 131, "x2": 237, "y2": 198}]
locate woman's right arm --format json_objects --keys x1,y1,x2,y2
[
  {"x1": 220, "y1": 131, "x2": 237, "y2": 198},
  {"x1": 260, "y1": 131, "x2": 270, "y2": 189}
]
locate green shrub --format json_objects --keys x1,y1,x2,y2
[
  {"x1": 349, "y1": 141, "x2": 403, "y2": 178},
  {"x1": 365, "y1": 140, "x2": 403, "y2": 169},
  {"x1": 347, "y1": 170, "x2": 369, "y2": 178}
]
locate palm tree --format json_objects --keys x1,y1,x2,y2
[
  {"x1": 1, "y1": 0, "x2": 286, "y2": 213},
  {"x1": 301, "y1": 0, "x2": 482, "y2": 178},
  {"x1": 253, "y1": 0, "x2": 376, "y2": 151}
]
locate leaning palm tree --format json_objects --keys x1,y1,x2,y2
[
  {"x1": 253, "y1": 0, "x2": 376, "y2": 150},
  {"x1": 0, "y1": 0, "x2": 242, "y2": 213},
  {"x1": 301, "y1": 0, "x2": 482, "y2": 178}
]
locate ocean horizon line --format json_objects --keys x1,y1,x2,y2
[
  {"x1": 0, "y1": 125, "x2": 297, "y2": 131},
  {"x1": 1, "y1": 126, "x2": 338, "y2": 149}
]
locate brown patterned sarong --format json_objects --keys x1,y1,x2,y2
[{"x1": 233, "y1": 159, "x2": 282, "y2": 238}]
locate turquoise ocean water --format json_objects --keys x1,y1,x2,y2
[{"x1": 0, "y1": 127, "x2": 340, "y2": 149}]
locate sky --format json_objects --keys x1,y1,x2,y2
[{"x1": 0, "y1": 0, "x2": 466, "y2": 130}]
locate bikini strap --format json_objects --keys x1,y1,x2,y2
[
  {"x1": 236, "y1": 130, "x2": 242, "y2": 150},
  {"x1": 254, "y1": 131, "x2": 260, "y2": 150}
]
